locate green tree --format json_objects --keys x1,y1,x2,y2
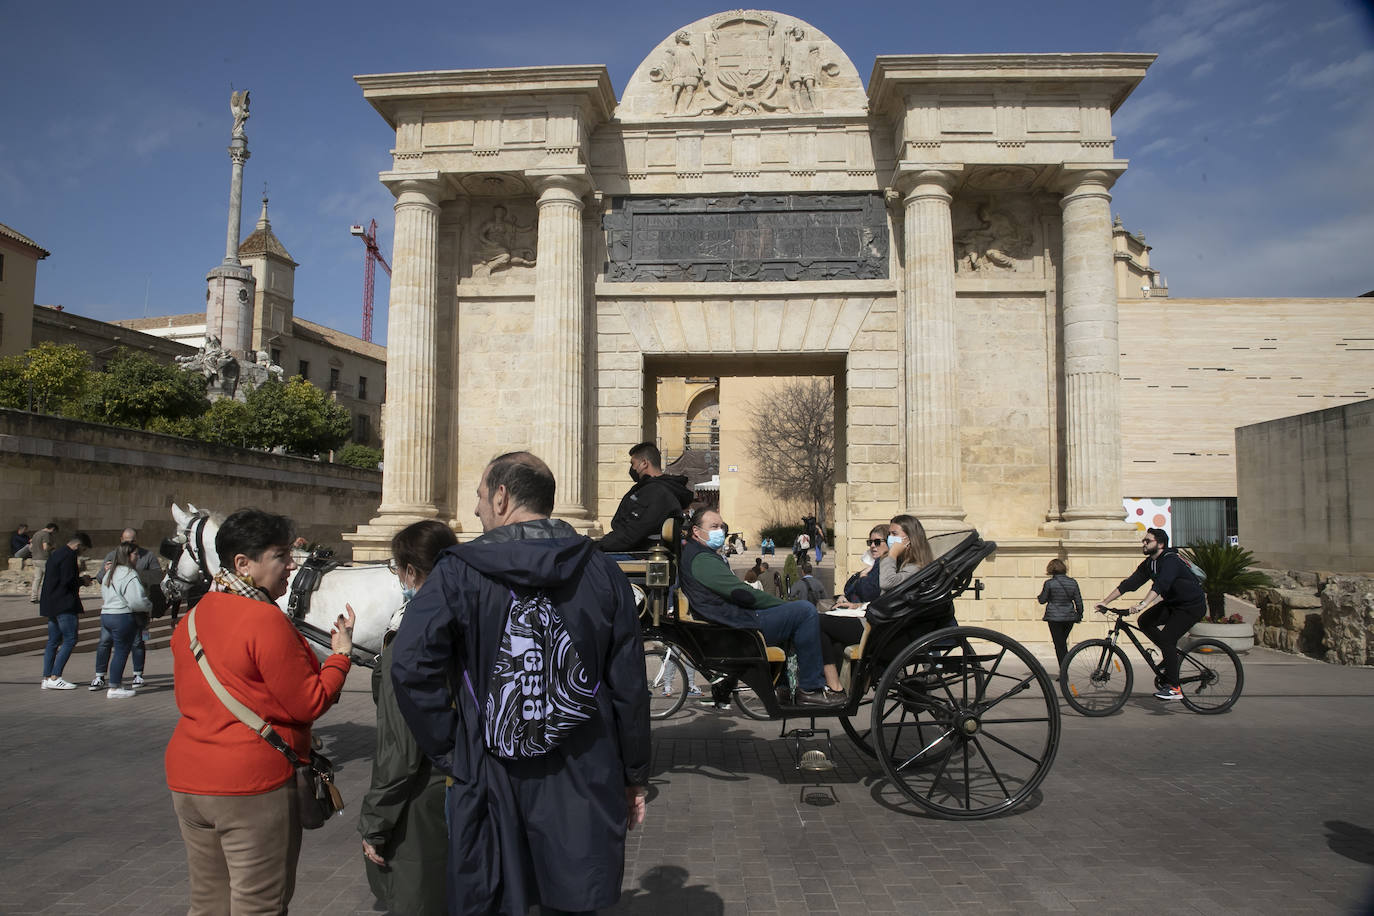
[
  {"x1": 246, "y1": 376, "x2": 353, "y2": 455},
  {"x1": 0, "y1": 343, "x2": 91, "y2": 415},
  {"x1": 335, "y1": 442, "x2": 383, "y2": 470},
  {"x1": 79, "y1": 349, "x2": 208, "y2": 430},
  {"x1": 195, "y1": 398, "x2": 256, "y2": 447}
]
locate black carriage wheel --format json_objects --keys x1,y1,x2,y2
[
  {"x1": 839, "y1": 670, "x2": 880, "y2": 757},
  {"x1": 1177, "y1": 638, "x2": 1244, "y2": 714},
  {"x1": 644, "y1": 646, "x2": 687, "y2": 720},
  {"x1": 1059, "y1": 639, "x2": 1133, "y2": 717},
  {"x1": 872, "y1": 627, "x2": 1060, "y2": 820}
]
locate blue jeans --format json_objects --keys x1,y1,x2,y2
[
  {"x1": 99, "y1": 614, "x2": 140, "y2": 687},
  {"x1": 42, "y1": 614, "x2": 80, "y2": 678},
  {"x1": 96, "y1": 619, "x2": 146, "y2": 677},
  {"x1": 754, "y1": 599, "x2": 825, "y2": 690}
]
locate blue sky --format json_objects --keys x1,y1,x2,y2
[{"x1": 3, "y1": 0, "x2": 1371, "y2": 346}]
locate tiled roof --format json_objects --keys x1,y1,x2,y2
[
  {"x1": 112, "y1": 313, "x2": 204, "y2": 330},
  {"x1": 0, "y1": 222, "x2": 51, "y2": 258},
  {"x1": 292, "y1": 317, "x2": 386, "y2": 362},
  {"x1": 238, "y1": 226, "x2": 297, "y2": 265}
]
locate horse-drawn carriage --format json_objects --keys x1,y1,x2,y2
[
  {"x1": 163, "y1": 505, "x2": 1060, "y2": 820},
  {"x1": 619, "y1": 521, "x2": 1061, "y2": 820}
]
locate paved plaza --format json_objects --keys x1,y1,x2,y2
[{"x1": 3, "y1": 592, "x2": 1373, "y2": 915}]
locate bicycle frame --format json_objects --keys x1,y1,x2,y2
[{"x1": 1099, "y1": 611, "x2": 1168, "y2": 679}]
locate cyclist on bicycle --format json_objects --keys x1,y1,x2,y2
[{"x1": 1095, "y1": 527, "x2": 1206, "y2": 701}]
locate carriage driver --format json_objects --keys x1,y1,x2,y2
[{"x1": 678, "y1": 507, "x2": 846, "y2": 708}]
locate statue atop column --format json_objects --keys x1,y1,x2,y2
[{"x1": 230, "y1": 90, "x2": 250, "y2": 138}]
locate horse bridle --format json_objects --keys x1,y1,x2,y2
[{"x1": 161, "y1": 512, "x2": 212, "y2": 604}]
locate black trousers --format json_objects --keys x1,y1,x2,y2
[
  {"x1": 1046, "y1": 620, "x2": 1076, "y2": 666},
  {"x1": 818, "y1": 614, "x2": 865, "y2": 669},
  {"x1": 1139, "y1": 601, "x2": 1206, "y2": 686}
]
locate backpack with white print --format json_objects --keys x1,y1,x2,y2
[{"x1": 481, "y1": 589, "x2": 598, "y2": 760}]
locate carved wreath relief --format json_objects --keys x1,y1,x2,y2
[
  {"x1": 952, "y1": 198, "x2": 1035, "y2": 273},
  {"x1": 648, "y1": 12, "x2": 841, "y2": 116}
]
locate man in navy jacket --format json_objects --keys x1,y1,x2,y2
[
  {"x1": 39, "y1": 531, "x2": 92, "y2": 689},
  {"x1": 391, "y1": 452, "x2": 650, "y2": 916}
]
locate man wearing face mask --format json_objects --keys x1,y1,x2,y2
[
  {"x1": 678, "y1": 507, "x2": 844, "y2": 707},
  {"x1": 597, "y1": 441, "x2": 695, "y2": 554}
]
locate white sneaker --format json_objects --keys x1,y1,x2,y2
[
  {"x1": 42, "y1": 677, "x2": 77, "y2": 690},
  {"x1": 107, "y1": 686, "x2": 137, "y2": 699},
  {"x1": 132, "y1": 675, "x2": 146, "y2": 687},
  {"x1": 89, "y1": 675, "x2": 107, "y2": 691}
]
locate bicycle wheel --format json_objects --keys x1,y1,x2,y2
[
  {"x1": 1177, "y1": 638, "x2": 1243, "y2": 714},
  {"x1": 1059, "y1": 639, "x2": 1132, "y2": 717},
  {"x1": 872, "y1": 627, "x2": 1060, "y2": 819},
  {"x1": 644, "y1": 647, "x2": 687, "y2": 720},
  {"x1": 731, "y1": 683, "x2": 773, "y2": 720}
]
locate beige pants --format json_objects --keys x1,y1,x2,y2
[
  {"x1": 30, "y1": 563, "x2": 44, "y2": 601},
  {"x1": 172, "y1": 782, "x2": 302, "y2": 916}
]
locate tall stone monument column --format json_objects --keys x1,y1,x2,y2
[
  {"x1": 529, "y1": 171, "x2": 592, "y2": 520},
  {"x1": 1057, "y1": 165, "x2": 1128, "y2": 532},
  {"x1": 205, "y1": 90, "x2": 256, "y2": 357},
  {"x1": 374, "y1": 174, "x2": 444, "y2": 524},
  {"x1": 897, "y1": 166, "x2": 965, "y2": 530}
]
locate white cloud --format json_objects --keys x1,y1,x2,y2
[
  {"x1": 1113, "y1": 91, "x2": 1194, "y2": 138},
  {"x1": 1287, "y1": 51, "x2": 1374, "y2": 89},
  {"x1": 1190, "y1": 60, "x2": 1216, "y2": 79},
  {"x1": 1136, "y1": 136, "x2": 1186, "y2": 157}
]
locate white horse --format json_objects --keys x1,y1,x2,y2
[{"x1": 162, "y1": 503, "x2": 402, "y2": 666}]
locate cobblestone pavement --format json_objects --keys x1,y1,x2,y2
[{"x1": 3, "y1": 630, "x2": 1373, "y2": 915}]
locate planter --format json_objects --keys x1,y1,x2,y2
[{"x1": 1189, "y1": 621, "x2": 1255, "y2": 654}]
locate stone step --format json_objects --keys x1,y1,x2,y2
[{"x1": 0, "y1": 617, "x2": 176, "y2": 658}]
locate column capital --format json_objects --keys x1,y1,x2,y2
[
  {"x1": 528, "y1": 167, "x2": 592, "y2": 202},
  {"x1": 379, "y1": 170, "x2": 445, "y2": 203},
  {"x1": 892, "y1": 162, "x2": 964, "y2": 199},
  {"x1": 1054, "y1": 161, "x2": 1127, "y2": 199}
]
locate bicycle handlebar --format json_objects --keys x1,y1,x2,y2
[{"x1": 1093, "y1": 604, "x2": 1130, "y2": 617}]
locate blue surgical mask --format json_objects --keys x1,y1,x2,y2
[
  {"x1": 706, "y1": 529, "x2": 726, "y2": 550},
  {"x1": 887, "y1": 534, "x2": 904, "y2": 550},
  {"x1": 400, "y1": 584, "x2": 417, "y2": 602}
]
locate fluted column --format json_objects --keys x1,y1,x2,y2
[
  {"x1": 375, "y1": 176, "x2": 443, "y2": 521},
  {"x1": 898, "y1": 167, "x2": 965, "y2": 529},
  {"x1": 531, "y1": 173, "x2": 591, "y2": 519},
  {"x1": 1059, "y1": 167, "x2": 1125, "y2": 525}
]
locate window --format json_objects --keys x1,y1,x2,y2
[
  {"x1": 270, "y1": 348, "x2": 281, "y2": 365},
  {"x1": 297, "y1": 360, "x2": 309, "y2": 381},
  {"x1": 355, "y1": 414, "x2": 371, "y2": 443},
  {"x1": 0, "y1": 313, "x2": 4, "y2": 348},
  {"x1": 1170, "y1": 497, "x2": 1239, "y2": 546},
  {"x1": 358, "y1": 376, "x2": 368, "y2": 400},
  {"x1": 329, "y1": 368, "x2": 340, "y2": 391},
  {"x1": 0, "y1": 252, "x2": 5, "y2": 281}
]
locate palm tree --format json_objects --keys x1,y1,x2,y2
[{"x1": 1181, "y1": 542, "x2": 1273, "y2": 620}]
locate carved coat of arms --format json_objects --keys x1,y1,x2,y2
[{"x1": 654, "y1": 12, "x2": 809, "y2": 116}]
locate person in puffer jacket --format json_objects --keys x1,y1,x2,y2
[
  {"x1": 1037, "y1": 559, "x2": 1083, "y2": 667},
  {"x1": 99, "y1": 542, "x2": 153, "y2": 698}
]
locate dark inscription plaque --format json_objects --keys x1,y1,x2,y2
[{"x1": 603, "y1": 194, "x2": 888, "y2": 282}]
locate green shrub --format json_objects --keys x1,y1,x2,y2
[
  {"x1": 336, "y1": 443, "x2": 383, "y2": 470},
  {"x1": 1181, "y1": 541, "x2": 1274, "y2": 620}
]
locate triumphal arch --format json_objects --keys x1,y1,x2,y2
[{"x1": 347, "y1": 11, "x2": 1155, "y2": 638}]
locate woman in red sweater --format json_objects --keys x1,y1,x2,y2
[{"x1": 165, "y1": 508, "x2": 355, "y2": 915}]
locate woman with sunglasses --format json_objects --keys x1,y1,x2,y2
[{"x1": 359, "y1": 520, "x2": 457, "y2": 916}]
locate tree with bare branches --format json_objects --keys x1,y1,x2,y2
[{"x1": 746, "y1": 377, "x2": 835, "y2": 538}]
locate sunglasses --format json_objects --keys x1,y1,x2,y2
[
  {"x1": 867, "y1": 538, "x2": 885, "y2": 546},
  {"x1": 387, "y1": 558, "x2": 400, "y2": 575}
]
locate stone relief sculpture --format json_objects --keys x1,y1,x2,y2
[
  {"x1": 472, "y1": 204, "x2": 537, "y2": 277},
  {"x1": 646, "y1": 12, "x2": 841, "y2": 117},
  {"x1": 954, "y1": 202, "x2": 1034, "y2": 272},
  {"x1": 784, "y1": 26, "x2": 820, "y2": 111},
  {"x1": 230, "y1": 90, "x2": 250, "y2": 137},
  {"x1": 175, "y1": 335, "x2": 283, "y2": 402},
  {"x1": 665, "y1": 30, "x2": 705, "y2": 115}
]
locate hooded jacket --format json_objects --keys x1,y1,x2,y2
[
  {"x1": 390, "y1": 518, "x2": 650, "y2": 916},
  {"x1": 1117, "y1": 548, "x2": 1206, "y2": 612},
  {"x1": 597, "y1": 472, "x2": 694, "y2": 552}
]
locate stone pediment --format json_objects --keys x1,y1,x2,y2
[{"x1": 618, "y1": 10, "x2": 867, "y2": 122}]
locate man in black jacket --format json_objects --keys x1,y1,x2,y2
[
  {"x1": 39, "y1": 531, "x2": 92, "y2": 690},
  {"x1": 597, "y1": 442, "x2": 694, "y2": 553},
  {"x1": 1096, "y1": 527, "x2": 1206, "y2": 701}
]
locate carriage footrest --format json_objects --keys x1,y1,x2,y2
[{"x1": 785, "y1": 727, "x2": 836, "y2": 774}]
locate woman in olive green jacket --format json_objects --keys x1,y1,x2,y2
[{"x1": 359, "y1": 521, "x2": 456, "y2": 915}]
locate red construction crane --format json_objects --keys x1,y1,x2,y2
[{"x1": 349, "y1": 219, "x2": 391, "y2": 342}]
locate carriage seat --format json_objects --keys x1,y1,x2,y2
[
  {"x1": 613, "y1": 516, "x2": 681, "y2": 578},
  {"x1": 677, "y1": 591, "x2": 786, "y2": 663}
]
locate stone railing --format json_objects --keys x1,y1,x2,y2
[{"x1": 1250, "y1": 569, "x2": 1374, "y2": 665}]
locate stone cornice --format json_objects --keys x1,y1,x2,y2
[
  {"x1": 356, "y1": 66, "x2": 617, "y2": 127},
  {"x1": 869, "y1": 52, "x2": 1156, "y2": 115}
]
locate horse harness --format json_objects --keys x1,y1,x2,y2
[
  {"x1": 286, "y1": 550, "x2": 343, "y2": 651},
  {"x1": 161, "y1": 512, "x2": 213, "y2": 605}
]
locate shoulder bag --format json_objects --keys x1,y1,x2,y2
[{"x1": 185, "y1": 607, "x2": 344, "y2": 829}]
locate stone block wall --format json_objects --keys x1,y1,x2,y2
[
  {"x1": 0, "y1": 409, "x2": 380, "y2": 559},
  {"x1": 1249, "y1": 568, "x2": 1374, "y2": 665}
]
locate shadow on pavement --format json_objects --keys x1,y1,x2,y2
[
  {"x1": 1325, "y1": 820, "x2": 1374, "y2": 865},
  {"x1": 606, "y1": 865, "x2": 724, "y2": 915}
]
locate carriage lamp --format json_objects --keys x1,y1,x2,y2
[
  {"x1": 646, "y1": 542, "x2": 671, "y2": 588},
  {"x1": 972, "y1": 578, "x2": 985, "y2": 600}
]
